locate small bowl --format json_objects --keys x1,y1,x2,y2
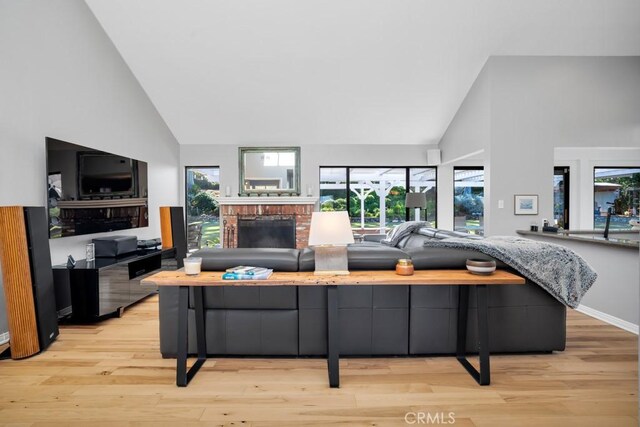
[{"x1": 466, "y1": 259, "x2": 496, "y2": 275}]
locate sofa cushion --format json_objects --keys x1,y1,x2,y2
[
  {"x1": 192, "y1": 248, "x2": 300, "y2": 272},
  {"x1": 299, "y1": 243, "x2": 408, "y2": 271}
]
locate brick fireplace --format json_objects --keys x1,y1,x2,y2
[{"x1": 217, "y1": 197, "x2": 318, "y2": 249}]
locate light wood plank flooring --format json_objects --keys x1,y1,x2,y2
[{"x1": 0, "y1": 295, "x2": 636, "y2": 426}]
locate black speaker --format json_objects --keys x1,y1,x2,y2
[
  {"x1": 23, "y1": 207, "x2": 59, "y2": 350},
  {"x1": 169, "y1": 206, "x2": 187, "y2": 268}
]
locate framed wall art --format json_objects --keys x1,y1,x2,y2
[{"x1": 514, "y1": 194, "x2": 538, "y2": 215}]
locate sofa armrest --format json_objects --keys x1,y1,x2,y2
[{"x1": 363, "y1": 234, "x2": 386, "y2": 243}]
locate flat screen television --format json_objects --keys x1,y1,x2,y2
[{"x1": 46, "y1": 137, "x2": 148, "y2": 239}]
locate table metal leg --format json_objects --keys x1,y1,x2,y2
[
  {"x1": 456, "y1": 285, "x2": 491, "y2": 386},
  {"x1": 176, "y1": 286, "x2": 207, "y2": 387},
  {"x1": 477, "y1": 285, "x2": 490, "y2": 385},
  {"x1": 327, "y1": 285, "x2": 339, "y2": 388},
  {"x1": 456, "y1": 286, "x2": 469, "y2": 360}
]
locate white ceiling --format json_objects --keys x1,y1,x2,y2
[{"x1": 86, "y1": 0, "x2": 640, "y2": 146}]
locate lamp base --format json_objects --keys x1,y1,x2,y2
[{"x1": 313, "y1": 245, "x2": 349, "y2": 276}]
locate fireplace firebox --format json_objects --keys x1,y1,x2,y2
[{"x1": 237, "y1": 216, "x2": 296, "y2": 249}]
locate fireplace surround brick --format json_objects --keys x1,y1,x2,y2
[{"x1": 220, "y1": 202, "x2": 314, "y2": 249}]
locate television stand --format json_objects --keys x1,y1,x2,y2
[{"x1": 53, "y1": 248, "x2": 177, "y2": 322}]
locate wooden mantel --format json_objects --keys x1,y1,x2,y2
[{"x1": 215, "y1": 196, "x2": 317, "y2": 205}]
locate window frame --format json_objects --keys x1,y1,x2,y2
[
  {"x1": 318, "y1": 165, "x2": 438, "y2": 225},
  {"x1": 184, "y1": 165, "x2": 221, "y2": 250},
  {"x1": 593, "y1": 166, "x2": 640, "y2": 230},
  {"x1": 453, "y1": 166, "x2": 485, "y2": 234},
  {"x1": 554, "y1": 166, "x2": 570, "y2": 229}
]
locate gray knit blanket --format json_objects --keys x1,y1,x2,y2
[
  {"x1": 421, "y1": 236, "x2": 597, "y2": 308},
  {"x1": 381, "y1": 221, "x2": 433, "y2": 246}
]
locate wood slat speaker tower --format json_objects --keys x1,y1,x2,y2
[
  {"x1": 0, "y1": 207, "x2": 40, "y2": 358},
  {"x1": 0, "y1": 206, "x2": 59, "y2": 359}
]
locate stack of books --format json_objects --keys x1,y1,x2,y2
[{"x1": 222, "y1": 266, "x2": 273, "y2": 280}]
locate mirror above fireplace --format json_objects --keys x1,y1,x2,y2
[{"x1": 239, "y1": 147, "x2": 301, "y2": 196}]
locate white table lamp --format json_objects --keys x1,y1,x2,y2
[{"x1": 308, "y1": 211, "x2": 354, "y2": 275}]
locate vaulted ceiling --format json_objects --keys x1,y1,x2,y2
[{"x1": 86, "y1": 0, "x2": 640, "y2": 145}]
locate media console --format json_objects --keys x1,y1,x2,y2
[{"x1": 53, "y1": 248, "x2": 177, "y2": 321}]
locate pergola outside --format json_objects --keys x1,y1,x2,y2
[{"x1": 320, "y1": 167, "x2": 436, "y2": 234}]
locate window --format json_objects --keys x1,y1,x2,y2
[
  {"x1": 454, "y1": 167, "x2": 484, "y2": 235},
  {"x1": 349, "y1": 167, "x2": 407, "y2": 232},
  {"x1": 554, "y1": 167, "x2": 570, "y2": 229},
  {"x1": 319, "y1": 166, "x2": 437, "y2": 234},
  {"x1": 185, "y1": 167, "x2": 220, "y2": 250},
  {"x1": 593, "y1": 167, "x2": 640, "y2": 230},
  {"x1": 409, "y1": 168, "x2": 437, "y2": 223},
  {"x1": 319, "y1": 167, "x2": 348, "y2": 212}
]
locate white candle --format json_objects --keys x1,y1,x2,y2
[{"x1": 184, "y1": 257, "x2": 202, "y2": 275}]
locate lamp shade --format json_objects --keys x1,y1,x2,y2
[
  {"x1": 405, "y1": 192, "x2": 427, "y2": 209},
  {"x1": 308, "y1": 211, "x2": 354, "y2": 246}
]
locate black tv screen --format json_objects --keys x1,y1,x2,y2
[
  {"x1": 79, "y1": 152, "x2": 135, "y2": 197},
  {"x1": 46, "y1": 137, "x2": 148, "y2": 239}
]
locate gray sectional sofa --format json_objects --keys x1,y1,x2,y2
[{"x1": 159, "y1": 234, "x2": 566, "y2": 358}]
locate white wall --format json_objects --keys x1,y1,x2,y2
[
  {"x1": 439, "y1": 61, "x2": 491, "y2": 164},
  {"x1": 440, "y1": 55, "x2": 640, "y2": 332},
  {"x1": 0, "y1": 0, "x2": 180, "y2": 337},
  {"x1": 180, "y1": 144, "x2": 435, "y2": 206},
  {"x1": 440, "y1": 56, "x2": 640, "y2": 236},
  {"x1": 487, "y1": 56, "x2": 640, "y2": 235},
  {"x1": 437, "y1": 60, "x2": 491, "y2": 232}
]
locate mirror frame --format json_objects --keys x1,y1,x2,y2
[{"x1": 238, "y1": 146, "x2": 301, "y2": 196}]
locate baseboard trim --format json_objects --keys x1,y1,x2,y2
[
  {"x1": 0, "y1": 331, "x2": 9, "y2": 345},
  {"x1": 576, "y1": 305, "x2": 638, "y2": 335}
]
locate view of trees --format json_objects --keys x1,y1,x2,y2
[
  {"x1": 453, "y1": 168, "x2": 485, "y2": 235},
  {"x1": 186, "y1": 170, "x2": 219, "y2": 218},
  {"x1": 596, "y1": 173, "x2": 640, "y2": 215},
  {"x1": 321, "y1": 186, "x2": 407, "y2": 225},
  {"x1": 453, "y1": 191, "x2": 484, "y2": 219},
  {"x1": 187, "y1": 187, "x2": 218, "y2": 217},
  {"x1": 186, "y1": 168, "x2": 220, "y2": 248},
  {"x1": 319, "y1": 193, "x2": 346, "y2": 212}
]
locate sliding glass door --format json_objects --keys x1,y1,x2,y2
[
  {"x1": 319, "y1": 166, "x2": 438, "y2": 234},
  {"x1": 349, "y1": 168, "x2": 406, "y2": 233},
  {"x1": 185, "y1": 167, "x2": 220, "y2": 250},
  {"x1": 453, "y1": 167, "x2": 484, "y2": 235},
  {"x1": 409, "y1": 167, "x2": 437, "y2": 223}
]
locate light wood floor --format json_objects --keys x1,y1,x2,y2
[{"x1": 0, "y1": 295, "x2": 636, "y2": 427}]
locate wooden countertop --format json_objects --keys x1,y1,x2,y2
[
  {"x1": 141, "y1": 269, "x2": 525, "y2": 287},
  {"x1": 517, "y1": 229, "x2": 639, "y2": 249}
]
